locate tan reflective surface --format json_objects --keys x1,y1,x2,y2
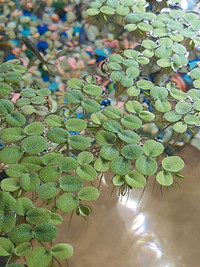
[{"x1": 55, "y1": 144, "x2": 200, "y2": 267}]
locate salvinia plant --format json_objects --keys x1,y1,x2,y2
[{"x1": 0, "y1": 0, "x2": 200, "y2": 266}]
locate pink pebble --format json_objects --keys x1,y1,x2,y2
[
  {"x1": 50, "y1": 32, "x2": 59, "y2": 41},
  {"x1": 48, "y1": 24, "x2": 59, "y2": 31},
  {"x1": 11, "y1": 93, "x2": 21, "y2": 103},
  {"x1": 59, "y1": 82, "x2": 65, "y2": 92},
  {"x1": 123, "y1": 39, "x2": 129, "y2": 49},
  {"x1": 114, "y1": 102, "x2": 124, "y2": 109},
  {"x1": 64, "y1": 6, "x2": 73, "y2": 12},
  {"x1": 19, "y1": 57, "x2": 29, "y2": 67},
  {"x1": 76, "y1": 59, "x2": 85, "y2": 70},
  {"x1": 67, "y1": 57, "x2": 77, "y2": 69},
  {"x1": 32, "y1": 33, "x2": 40, "y2": 38},
  {"x1": 12, "y1": 48, "x2": 21, "y2": 56},
  {"x1": 51, "y1": 14, "x2": 59, "y2": 22}
]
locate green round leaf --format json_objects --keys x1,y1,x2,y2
[
  {"x1": 0, "y1": 146, "x2": 23, "y2": 164},
  {"x1": 121, "y1": 144, "x2": 143, "y2": 160},
  {"x1": 56, "y1": 193, "x2": 79, "y2": 212},
  {"x1": 184, "y1": 115, "x2": 200, "y2": 125},
  {"x1": 68, "y1": 135, "x2": 89, "y2": 150},
  {"x1": 39, "y1": 165, "x2": 61, "y2": 183},
  {"x1": 6, "y1": 112, "x2": 26, "y2": 127},
  {"x1": 0, "y1": 82, "x2": 12, "y2": 95},
  {"x1": 15, "y1": 242, "x2": 32, "y2": 256},
  {"x1": 67, "y1": 78, "x2": 83, "y2": 89},
  {"x1": 95, "y1": 130, "x2": 116, "y2": 145},
  {"x1": 49, "y1": 213, "x2": 63, "y2": 225},
  {"x1": 112, "y1": 175, "x2": 125, "y2": 186},
  {"x1": 164, "y1": 111, "x2": 181, "y2": 122},
  {"x1": 78, "y1": 186, "x2": 99, "y2": 201},
  {"x1": 65, "y1": 89, "x2": 83, "y2": 103},
  {"x1": 9, "y1": 224, "x2": 33, "y2": 244},
  {"x1": 100, "y1": 6, "x2": 115, "y2": 15},
  {"x1": 65, "y1": 118, "x2": 87, "y2": 131},
  {"x1": 139, "y1": 111, "x2": 155, "y2": 121},
  {"x1": 135, "y1": 156, "x2": 158, "y2": 175},
  {"x1": 0, "y1": 209, "x2": 16, "y2": 234},
  {"x1": 77, "y1": 151, "x2": 93, "y2": 165},
  {"x1": 91, "y1": 113, "x2": 107, "y2": 125},
  {"x1": 45, "y1": 115, "x2": 64, "y2": 127},
  {"x1": 110, "y1": 156, "x2": 131, "y2": 175},
  {"x1": 155, "y1": 47, "x2": 172, "y2": 58},
  {"x1": 24, "y1": 122, "x2": 45, "y2": 135},
  {"x1": 162, "y1": 156, "x2": 184, "y2": 172},
  {"x1": 20, "y1": 173, "x2": 40, "y2": 191},
  {"x1": 175, "y1": 101, "x2": 192, "y2": 115},
  {"x1": 46, "y1": 127, "x2": 69, "y2": 144},
  {"x1": 155, "y1": 99, "x2": 171, "y2": 112},
  {"x1": 41, "y1": 152, "x2": 63, "y2": 165},
  {"x1": 0, "y1": 237, "x2": 14, "y2": 256},
  {"x1": 5, "y1": 72, "x2": 22, "y2": 83},
  {"x1": 26, "y1": 207, "x2": 50, "y2": 225},
  {"x1": 121, "y1": 115, "x2": 142, "y2": 130},
  {"x1": 27, "y1": 247, "x2": 52, "y2": 267},
  {"x1": 2, "y1": 127, "x2": 25, "y2": 142},
  {"x1": 103, "y1": 106, "x2": 122, "y2": 119},
  {"x1": 170, "y1": 89, "x2": 187, "y2": 100},
  {"x1": 87, "y1": 8, "x2": 100, "y2": 16},
  {"x1": 103, "y1": 120, "x2": 122, "y2": 133},
  {"x1": 36, "y1": 182, "x2": 60, "y2": 199},
  {"x1": 150, "y1": 86, "x2": 168, "y2": 99},
  {"x1": 13, "y1": 197, "x2": 34, "y2": 216},
  {"x1": 0, "y1": 99, "x2": 14, "y2": 114},
  {"x1": 21, "y1": 88, "x2": 36, "y2": 98},
  {"x1": 21, "y1": 156, "x2": 44, "y2": 171},
  {"x1": 137, "y1": 80, "x2": 153, "y2": 90},
  {"x1": 125, "y1": 171, "x2": 146, "y2": 188},
  {"x1": 33, "y1": 223, "x2": 57, "y2": 242},
  {"x1": 51, "y1": 243, "x2": 73, "y2": 259},
  {"x1": 116, "y1": 5, "x2": 129, "y2": 16},
  {"x1": 100, "y1": 145, "x2": 119, "y2": 160},
  {"x1": 94, "y1": 157, "x2": 110, "y2": 172},
  {"x1": 143, "y1": 140, "x2": 164, "y2": 157},
  {"x1": 173, "y1": 121, "x2": 187, "y2": 133},
  {"x1": 81, "y1": 99, "x2": 100, "y2": 113},
  {"x1": 156, "y1": 171, "x2": 173, "y2": 186},
  {"x1": 1, "y1": 178, "x2": 20, "y2": 192},
  {"x1": 76, "y1": 165, "x2": 97, "y2": 181},
  {"x1": 59, "y1": 175, "x2": 83, "y2": 192},
  {"x1": 125, "y1": 100, "x2": 143, "y2": 114},
  {"x1": 118, "y1": 130, "x2": 140, "y2": 144},
  {"x1": 37, "y1": 88, "x2": 50, "y2": 97},
  {"x1": 21, "y1": 136, "x2": 47, "y2": 154},
  {"x1": 6, "y1": 164, "x2": 27, "y2": 178},
  {"x1": 59, "y1": 157, "x2": 78, "y2": 172},
  {"x1": 157, "y1": 58, "x2": 171, "y2": 68}
]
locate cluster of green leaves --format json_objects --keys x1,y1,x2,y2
[
  {"x1": 87, "y1": 0, "x2": 182, "y2": 17},
  {"x1": 0, "y1": 0, "x2": 200, "y2": 266}
]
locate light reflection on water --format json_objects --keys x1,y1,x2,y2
[{"x1": 117, "y1": 193, "x2": 176, "y2": 267}]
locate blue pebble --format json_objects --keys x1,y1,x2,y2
[
  {"x1": 73, "y1": 26, "x2": 81, "y2": 34},
  {"x1": 77, "y1": 113, "x2": 83, "y2": 119},
  {"x1": 4, "y1": 54, "x2": 15, "y2": 61},
  {"x1": 85, "y1": 51, "x2": 92, "y2": 57},
  {"x1": 37, "y1": 24, "x2": 48, "y2": 35},
  {"x1": 64, "y1": 99, "x2": 67, "y2": 103},
  {"x1": 37, "y1": 41, "x2": 48, "y2": 51},
  {"x1": 12, "y1": 40, "x2": 19, "y2": 45},
  {"x1": 94, "y1": 47, "x2": 111, "y2": 57},
  {"x1": 21, "y1": 29, "x2": 31, "y2": 36},
  {"x1": 183, "y1": 74, "x2": 192, "y2": 83},
  {"x1": 60, "y1": 14, "x2": 67, "y2": 21},
  {"x1": 60, "y1": 32, "x2": 68, "y2": 38},
  {"x1": 188, "y1": 57, "x2": 199, "y2": 69},
  {"x1": 68, "y1": 131, "x2": 81, "y2": 135},
  {"x1": 101, "y1": 100, "x2": 111, "y2": 106},
  {"x1": 42, "y1": 76, "x2": 49, "y2": 82},
  {"x1": 48, "y1": 82, "x2": 58, "y2": 91},
  {"x1": 96, "y1": 55, "x2": 106, "y2": 63},
  {"x1": 23, "y1": 11, "x2": 31, "y2": 16}
]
